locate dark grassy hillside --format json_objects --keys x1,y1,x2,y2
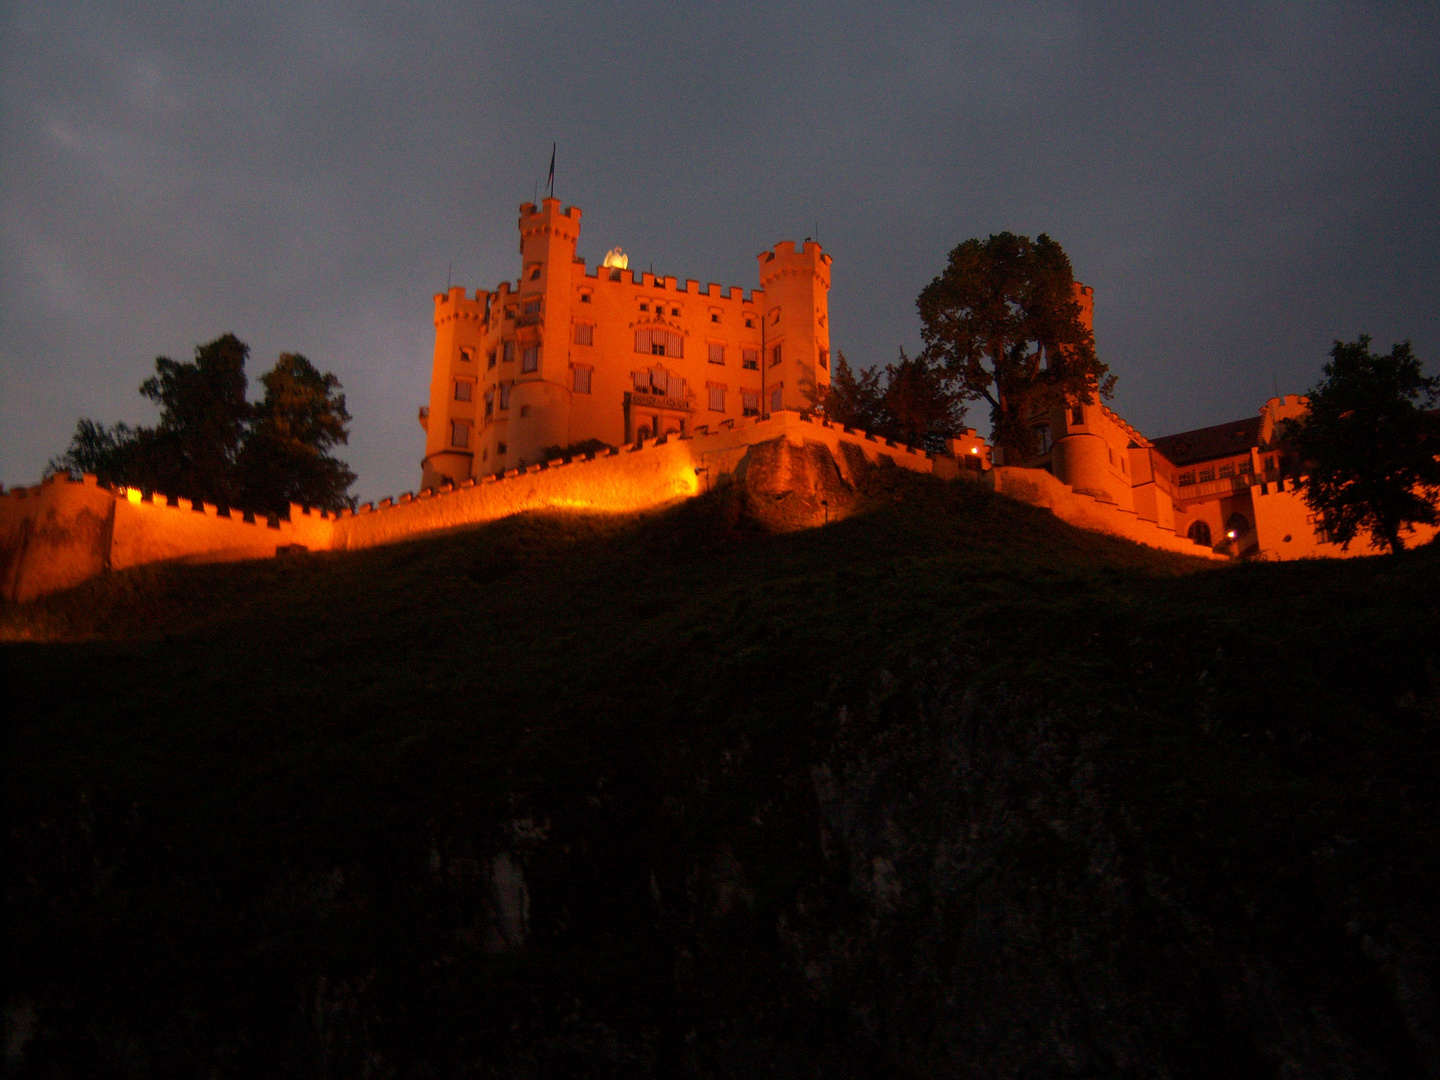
[{"x1": 6, "y1": 470, "x2": 1439, "y2": 1077}]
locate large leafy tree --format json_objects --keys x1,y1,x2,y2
[
  {"x1": 238, "y1": 353, "x2": 356, "y2": 515},
  {"x1": 1288, "y1": 336, "x2": 1440, "y2": 554},
  {"x1": 136, "y1": 332, "x2": 253, "y2": 506},
  {"x1": 50, "y1": 335, "x2": 355, "y2": 514},
  {"x1": 917, "y1": 232, "x2": 1113, "y2": 457}
]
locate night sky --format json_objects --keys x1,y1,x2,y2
[{"x1": 3, "y1": 2, "x2": 1437, "y2": 502}]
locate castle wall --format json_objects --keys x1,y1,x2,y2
[
  {"x1": 989, "y1": 465, "x2": 1225, "y2": 560},
  {"x1": 2, "y1": 414, "x2": 947, "y2": 601},
  {"x1": 108, "y1": 489, "x2": 334, "y2": 571},
  {"x1": 1249, "y1": 477, "x2": 1438, "y2": 559},
  {"x1": 0, "y1": 475, "x2": 116, "y2": 602}
]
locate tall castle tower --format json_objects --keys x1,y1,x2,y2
[{"x1": 757, "y1": 240, "x2": 833, "y2": 413}]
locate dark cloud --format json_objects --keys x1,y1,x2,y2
[{"x1": 3, "y1": 1, "x2": 1436, "y2": 499}]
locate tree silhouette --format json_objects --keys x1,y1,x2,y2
[
  {"x1": 917, "y1": 232, "x2": 1112, "y2": 457},
  {"x1": 1288, "y1": 336, "x2": 1440, "y2": 554}
]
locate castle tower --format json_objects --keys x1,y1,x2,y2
[
  {"x1": 508, "y1": 198, "x2": 580, "y2": 466},
  {"x1": 756, "y1": 240, "x2": 832, "y2": 414},
  {"x1": 1051, "y1": 282, "x2": 1115, "y2": 498},
  {"x1": 421, "y1": 285, "x2": 489, "y2": 488}
]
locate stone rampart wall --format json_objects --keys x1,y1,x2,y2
[
  {"x1": 6, "y1": 412, "x2": 1255, "y2": 602},
  {"x1": 989, "y1": 466, "x2": 1226, "y2": 561}
]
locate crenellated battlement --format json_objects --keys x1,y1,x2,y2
[{"x1": 757, "y1": 239, "x2": 832, "y2": 290}]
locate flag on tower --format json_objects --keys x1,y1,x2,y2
[{"x1": 547, "y1": 144, "x2": 555, "y2": 197}]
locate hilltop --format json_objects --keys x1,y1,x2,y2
[{"x1": 6, "y1": 468, "x2": 1439, "y2": 1077}]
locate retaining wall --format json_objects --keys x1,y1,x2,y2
[
  {"x1": 5, "y1": 411, "x2": 1241, "y2": 602},
  {"x1": 989, "y1": 466, "x2": 1226, "y2": 561}
]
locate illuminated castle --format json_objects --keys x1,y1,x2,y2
[
  {"x1": 4, "y1": 203, "x2": 1431, "y2": 604},
  {"x1": 418, "y1": 198, "x2": 833, "y2": 489}
]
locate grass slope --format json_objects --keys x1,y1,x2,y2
[{"x1": 5, "y1": 471, "x2": 1439, "y2": 1076}]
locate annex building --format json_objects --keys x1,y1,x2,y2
[{"x1": 418, "y1": 198, "x2": 832, "y2": 490}]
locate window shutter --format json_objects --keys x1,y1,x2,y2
[
  {"x1": 634, "y1": 328, "x2": 650, "y2": 353},
  {"x1": 708, "y1": 343, "x2": 724, "y2": 364}
]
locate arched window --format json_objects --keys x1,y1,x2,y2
[
  {"x1": 1187, "y1": 521, "x2": 1212, "y2": 546},
  {"x1": 1224, "y1": 513, "x2": 1251, "y2": 539}
]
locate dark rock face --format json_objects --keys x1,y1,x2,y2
[
  {"x1": 735, "y1": 438, "x2": 861, "y2": 532},
  {"x1": 778, "y1": 657, "x2": 1420, "y2": 1079}
]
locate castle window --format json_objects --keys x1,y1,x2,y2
[
  {"x1": 1197, "y1": 467, "x2": 1215, "y2": 483},
  {"x1": 574, "y1": 323, "x2": 594, "y2": 346},
  {"x1": 523, "y1": 299, "x2": 541, "y2": 316},
  {"x1": 770, "y1": 384, "x2": 783, "y2": 412},
  {"x1": 1034, "y1": 424, "x2": 1052, "y2": 454},
  {"x1": 1265, "y1": 455, "x2": 1276, "y2": 470},
  {"x1": 1178, "y1": 471, "x2": 1195, "y2": 486},
  {"x1": 742, "y1": 390, "x2": 759, "y2": 416},
  {"x1": 520, "y1": 405, "x2": 530, "y2": 418},
  {"x1": 580, "y1": 292, "x2": 591, "y2": 303},
  {"x1": 711, "y1": 313, "x2": 720, "y2": 323},
  {"x1": 639, "y1": 303, "x2": 649, "y2": 311},
  {"x1": 503, "y1": 340, "x2": 515, "y2": 363},
  {"x1": 522, "y1": 345, "x2": 538, "y2": 372},
  {"x1": 770, "y1": 343, "x2": 782, "y2": 367},
  {"x1": 670, "y1": 307, "x2": 679, "y2": 316},
  {"x1": 1218, "y1": 463, "x2": 1235, "y2": 478},
  {"x1": 1070, "y1": 404, "x2": 1084, "y2": 426},
  {"x1": 498, "y1": 441, "x2": 507, "y2": 454},
  {"x1": 1187, "y1": 521, "x2": 1212, "y2": 546},
  {"x1": 742, "y1": 349, "x2": 759, "y2": 370},
  {"x1": 708, "y1": 343, "x2": 725, "y2": 365},
  {"x1": 505, "y1": 305, "x2": 516, "y2": 320},
  {"x1": 487, "y1": 350, "x2": 496, "y2": 369},
  {"x1": 484, "y1": 390, "x2": 494, "y2": 418},
  {"x1": 529, "y1": 266, "x2": 541, "y2": 281},
  {"x1": 635, "y1": 327, "x2": 683, "y2": 358},
  {"x1": 820, "y1": 348, "x2": 829, "y2": 373},
  {"x1": 574, "y1": 367, "x2": 592, "y2": 394},
  {"x1": 708, "y1": 385, "x2": 725, "y2": 412},
  {"x1": 450, "y1": 420, "x2": 470, "y2": 448},
  {"x1": 499, "y1": 384, "x2": 512, "y2": 410},
  {"x1": 1237, "y1": 458, "x2": 1253, "y2": 474},
  {"x1": 745, "y1": 318, "x2": 754, "y2": 328},
  {"x1": 459, "y1": 347, "x2": 474, "y2": 363},
  {"x1": 454, "y1": 380, "x2": 472, "y2": 402}
]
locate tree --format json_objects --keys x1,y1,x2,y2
[
  {"x1": 816, "y1": 352, "x2": 886, "y2": 432},
  {"x1": 879, "y1": 349, "x2": 965, "y2": 450},
  {"x1": 812, "y1": 350, "x2": 964, "y2": 450},
  {"x1": 916, "y1": 232, "x2": 1113, "y2": 458},
  {"x1": 238, "y1": 353, "x2": 356, "y2": 515},
  {"x1": 50, "y1": 335, "x2": 356, "y2": 515},
  {"x1": 47, "y1": 418, "x2": 139, "y2": 487},
  {"x1": 1287, "y1": 336, "x2": 1440, "y2": 554}
]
